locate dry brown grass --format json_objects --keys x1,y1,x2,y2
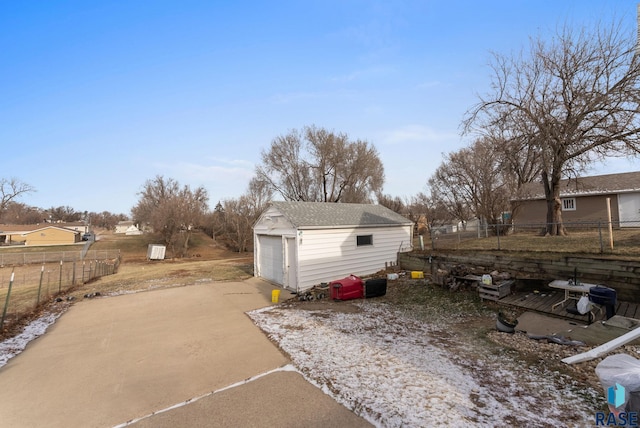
[
  {"x1": 82, "y1": 257, "x2": 254, "y2": 296},
  {"x1": 0, "y1": 244, "x2": 83, "y2": 254},
  {"x1": 91, "y1": 229, "x2": 237, "y2": 261},
  {"x1": 426, "y1": 228, "x2": 640, "y2": 259}
]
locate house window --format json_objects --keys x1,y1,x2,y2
[
  {"x1": 562, "y1": 198, "x2": 576, "y2": 211},
  {"x1": 357, "y1": 234, "x2": 373, "y2": 246}
]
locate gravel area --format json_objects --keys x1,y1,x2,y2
[{"x1": 249, "y1": 278, "x2": 640, "y2": 427}]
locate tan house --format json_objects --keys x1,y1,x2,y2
[
  {"x1": 23, "y1": 226, "x2": 81, "y2": 245},
  {"x1": 512, "y1": 171, "x2": 640, "y2": 227},
  {"x1": 0, "y1": 224, "x2": 36, "y2": 245},
  {"x1": 0, "y1": 224, "x2": 81, "y2": 246}
]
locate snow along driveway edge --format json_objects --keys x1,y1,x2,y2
[{"x1": 248, "y1": 301, "x2": 602, "y2": 427}]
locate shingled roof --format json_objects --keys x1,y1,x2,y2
[
  {"x1": 268, "y1": 201, "x2": 413, "y2": 228},
  {"x1": 0, "y1": 224, "x2": 80, "y2": 234},
  {"x1": 515, "y1": 171, "x2": 640, "y2": 200}
]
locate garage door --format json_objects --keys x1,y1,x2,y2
[{"x1": 258, "y1": 235, "x2": 284, "y2": 285}]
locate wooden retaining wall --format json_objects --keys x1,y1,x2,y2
[{"x1": 398, "y1": 252, "x2": 640, "y2": 303}]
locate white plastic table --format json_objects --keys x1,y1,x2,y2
[{"x1": 548, "y1": 280, "x2": 594, "y2": 310}]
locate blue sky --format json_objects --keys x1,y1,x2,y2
[{"x1": 2, "y1": 1, "x2": 640, "y2": 215}]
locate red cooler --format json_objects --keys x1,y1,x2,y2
[{"x1": 330, "y1": 275, "x2": 364, "y2": 301}]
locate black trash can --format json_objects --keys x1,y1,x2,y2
[
  {"x1": 589, "y1": 285, "x2": 617, "y2": 320},
  {"x1": 365, "y1": 278, "x2": 387, "y2": 298}
]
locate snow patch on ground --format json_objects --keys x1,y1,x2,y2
[
  {"x1": 248, "y1": 302, "x2": 600, "y2": 427},
  {"x1": 0, "y1": 310, "x2": 65, "y2": 369}
]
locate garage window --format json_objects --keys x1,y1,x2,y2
[{"x1": 357, "y1": 234, "x2": 373, "y2": 246}]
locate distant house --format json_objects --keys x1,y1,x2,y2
[
  {"x1": 23, "y1": 226, "x2": 81, "y2": 245},
  {"x1": 60, "y1": 222, "x2": 89, "y2": 234},
  {"x1": 512, "y1": 171, "x2": 640, "y2": 227},
  {"x1": 0, "y1": 224, "x2": 81, "y2": 246},
  {"x1": 253, "y1": 202, "x2": 414, "y2": 293},
  {"x1": 0, "y1": 224, "x2": 30, "y2": 245},
  {"x1": 115, "y1": 221, "x2": 142, "y2": 235},
  {"x1": 115, "y1": 221, "x2": 133, "y2": 234}
]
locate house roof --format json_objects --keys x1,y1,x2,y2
[
  {"x1": 0, "y1": 224, "x2": 80, "y2": 234},
  {"x1": 515, "y1": 171, "x2": 640, "y2": 200},
  {"x1": 268, "y1": 201, "x2": 413, "y2": 228},
  {"x1": 60, "y1": 222, "x2": 86, "y2": 227},
  {"x1": 24, "y1": 226, "x2": 80, "y2": 235},
  {"x1": 0, "y1": 224, "x2": 35, "y2": 233}
]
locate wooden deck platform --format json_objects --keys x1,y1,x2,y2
[{"x1": 496, "y1": 288, "x2": 640, "y2": 323}]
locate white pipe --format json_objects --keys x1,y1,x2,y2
[{"x1": 562, "y1": 326, "x2": 640, "y2": 364}]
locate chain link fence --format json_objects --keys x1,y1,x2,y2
[
  {"x1": 424, "y1": 220, "x2": 640, "y2": 256},
  {"x1": 0, "y1": 249, "x2": 118, "y2": 266},
  {"x1": 0, "y1": 250, "x2": 121, "y2": 333}
]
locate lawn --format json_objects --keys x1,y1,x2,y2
[{"x1": 425, "y1": 228, "x2": 640, "y2": 258}]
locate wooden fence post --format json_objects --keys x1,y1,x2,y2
[{"x1": 606, "y1": 197, "x2": 614, "y2": 250}]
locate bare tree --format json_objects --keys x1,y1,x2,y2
[
  {"x1": 404, "y1": 193, "x2": 427, "y2": 235},
  {"x1": 484, "y1": 125, "x2": 542, "y2": 194},
  {"x1": 376, "y1": 192, "x2": 404, "y2": 214},
  {"x1": 210, "y1": 177, "x2": 273, "y2": 252},
  {"x1": 131, "y1": 176, "x2": 209, "y2": 257},
  {"x1": 245, "y1": 176, "x2": 273, "y2": 215},
  {"x1": 176, "y1": 185, "x2": 209, "y2": 254},
  {"x1": 406, "y1": 192, "x2": 450, "y2": 236},
  {"x1": 429, "y1": 139, "x2": 513, "y2": 227},
  {"x1": 465, "y1": 21, "x2": 640, "y2": 235},
  {"x1": 217, "y1": 197, "x2": 254, "y2": 252},
  {"x1": 0, "y1": 178, "x2": 35, "y2": 215},
  {"x1": 46, "y1": 206, "x2": 82, "y2": 223},
  {"x1": 87, "y1": 211, "x2": 128, "y2": 230},
  {"x1": 132, "y1": 175, "x2": 179, "y2": 225},
  {"x1": 203, "y1": 202, "x2": 226, "y2": 241},
  {"x1": 0, "y1": 202, "x2": 43, "y2": 224},
  {"x1": 428, "y1": 158, "x2": 474, "y2": 229},
  {"x1": 256, "y1": 125, "x2": 384, "y2": 203}
]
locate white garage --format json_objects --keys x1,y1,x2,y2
[{"x1": 253, "y1": 202, "x2": 414, "y2": 293}]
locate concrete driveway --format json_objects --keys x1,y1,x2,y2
[{"x1": 0, "y1": 278, "x2": 370, "y2": 428}]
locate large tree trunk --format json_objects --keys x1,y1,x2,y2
[
  {"x1": 182, "y1": 230, "x2": 192, "y2": 257},
  {"x1": 542, "y1": 170, "x2": 567, "y2": 236}
]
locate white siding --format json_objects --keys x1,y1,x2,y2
[
  {"x1": 253, "y1": 206, "x2": 297, "y2": 287},
  {"x1": 284, "y1": 237, "x2": 298, "y2": 291},
  {"x1": 296, "y1": 225, "x2": 412, "y2": 291},
  {"x1": 253, "y1": 206, "x2": 296, "y2": 235}
]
